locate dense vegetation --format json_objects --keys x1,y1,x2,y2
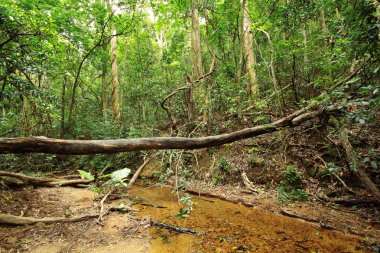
[
  {"x1": 1, "y1": 0, "x2": 378, "y2": 139},
  {"x1": 0, "y1": 0, "x2": 379, "y2": 202}
]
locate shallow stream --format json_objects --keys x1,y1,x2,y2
[{"x1": 129, "y1": 186, "x2": 366, "y2": 253}]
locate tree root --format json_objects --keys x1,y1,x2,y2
[
  {"x1": 0, "y1": 213, "x2": 98, "y2": 226},
  {"x1": 0, "y1": 171, "x2": 92, "y2": 188}
]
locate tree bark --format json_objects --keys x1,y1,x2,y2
[
  {"x1": 110, "y1": 29, "x2": 121, "y2": 122},
  {"x1": 241, "y1": 0, "x2": 258, "y2": 97},
  {"x1": 189, "y1": 0, "x2": 204, "y2": 122},
  {"x1": 0, "y1": 106, "x2": 326, "y2": 154},
  {"x1": 102, "y1": 41, "x2": 108, "y2": 119},
  {"x1": 319, "y1": 9, "x2": 327, "y2": 32}
]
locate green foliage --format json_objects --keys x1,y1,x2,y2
[
  {"x1": 103, "y1": 168, "x2": 131, "y2": 187},
  {"x1": 281, "y1": 165, "x2": 303, "y2": 187},
  {"x1": 177, "y1": 194, "x2": 193, "y2": 219},
  {"x1": 278, "y1": 165, "x2": 308, "y2": 202},
  {"x1": 247, "y1": 156, "x2": 264, "y2": 168},
  {"x1": 77, "y1": 170, "x2": 94, "y2": 181},
  {"x1": 278, "y1": 186, "x2": 309, "y2": 203},
  {"x1": 218, "y1": 157, "x2": 235, "y2": 174}
]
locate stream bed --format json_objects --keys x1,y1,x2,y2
[{"x1": 129, "y1": 185, "x2": 367, "y2": 253}]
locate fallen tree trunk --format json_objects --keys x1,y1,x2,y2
[
  {"x1": 0, "y1": 171, "x2": 91, "y2": 187},
  {"x1": 0, "y1": 213, "x2": 98, "y2": 225},
  {"x1": 0, "y1": 106, "x2": 325, "y2": 155}
]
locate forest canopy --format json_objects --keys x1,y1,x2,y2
[{"x1": 0, "y1": 0, "x2": 378, "y2": 140}]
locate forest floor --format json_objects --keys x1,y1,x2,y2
[
  {"x1": 0, "y1": 182, "x2": 379, "y2": 252},
  {"x1": 0, "y1": 122, "x2": 379, "y2": 252}
]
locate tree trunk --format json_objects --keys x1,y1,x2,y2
[
  {"x1": 301, "y1": 23, "x2": 308, "y2": 66},
  {"x1": 60, "y1": 47, "x2": 69, "y2": 138},
  {"x1": 60, "y1": 74, "x2": 66, "y2": 139},
  {"x1": 241, "y1": 0, "x2": 258, "y2": 98},
  {"x1": 107, "y1": 0, "x2": 121, "y2": 123},
  {"x1": 319, "y1": 9, "x2": 327, "y2": 32},
  {"x1": 191, "y1": 0, "x2": 204, "y2": 81},
  {"x1": 0, "y1": 106, "x2": 326, "y2": 154},
  {"x1": 110, "y1": 30, "x2": 121, "y2": 122},
  {"x1": 190, "y1": 0, "x2": 204, "y2": 122},
  {"x1": 102, "y1": 41, "x2": 108, "y2": 120},
  {"x1": 22, "y1": 95, "x2": 31, "y2": 136}
]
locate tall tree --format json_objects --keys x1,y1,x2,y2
[
  {"x1": 189, "y1": 0, "x2": 204, "y2": 122},
  {"x1": 241, "y1": 0, "x2": 259, "y2": 98},
  {"x1": 108, "y1": 0, "x2": 121, "y2": 122}
]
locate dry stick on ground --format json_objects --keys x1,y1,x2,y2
[
  {"x1": 0, "y1": 171, "x2": 92, "y2": 187},
  {"x1": 0, "y1": 213, "x2": 99, "y2": 226}
]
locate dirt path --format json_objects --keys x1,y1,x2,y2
[{"x1": 0, "y1": 187, "x2": 150, "y2": 253}]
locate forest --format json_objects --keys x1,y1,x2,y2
[{"x1": 0, "y1": 0, "x2": 379, "y2": 252}]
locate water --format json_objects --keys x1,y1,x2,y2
[{"x1": 129, "y1": 185, "x2": 366, "y2": 253}]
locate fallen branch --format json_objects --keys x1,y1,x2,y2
[
  {"x1": 339, "y1": 127, "x2": 380, "y2": 203},
  {"x1": 279, "y1": 210, "x2": 334, "y2": 230},
  {"x1": 329, "y1": 115, "x2": 380, "y2": 204},
  {"x1": 151, "y1": 220, "x2": 199, "y2": 235},
  {"x1": 319, "y1": 197, "x2": 380, "y2": 207},
  {"x1": 134, "y1": 217, "x2": 199, "y2": 235},
  {"x1": 140, "y1": 203, "x2": 167, "y2": 209},
  {"x1": 185, "y1": 184, "x2": 255, "y2": 207},
  {"x1": 127, "y1": 156, "x2": 153, "y2": 189},
  {"x1": 0, "y1": 171, "x2": 92, "y2": 187},
  {"x1": 0, "y1": 213, "x2": 98, "y2": 226}
]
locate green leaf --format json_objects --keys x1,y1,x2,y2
[
  {"x1": 345, "y1": 77, "x2": 360, "y2": 85},
  {"x1": 370, "y1": 161, "x2": 378, "y2": 170},
  {"x1": 77, "y1": 170, "x2": 94, "y2": 181},
  {"x1": 110, "y1": 168, "x2": 131, "y2": 180}
]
